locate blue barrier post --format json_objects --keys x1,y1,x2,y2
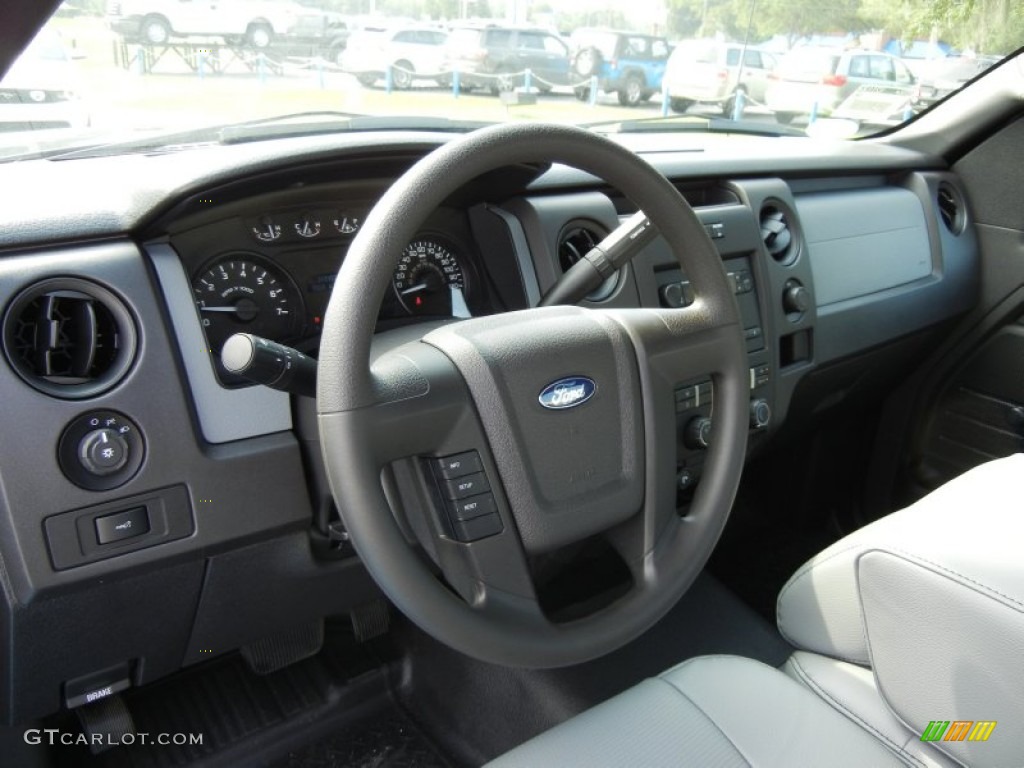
[
  {"x1": 902, "y1": 103, "x2": 913, "y2": 122},
  {"x1": 317, "y1": 57, "x2": 325, "y2": 89},
  {"x1": 197, "y1": 50, "x2": 205, "y2": 80},
  {"x1": 732, "y1": 89, "x2": 745, "y2": 121},
  {"x1": 385, "y1": 65, "x2": 393, "y2": 94},
  {"x1": 258, "y1": 53, "x2": 267, "y2": 85},
  {"x1": 524, "y1": 68, "x2": 532, "y2": 92},
  {"x1": 452, "y1": 69, "x2": 460, "y2": 98},
  {"x1": 808, "y1": 99, "x2": 818, "y2": 124},
  {"x1": 589, "y1": 75, "x2": 598, "y2": 106},
  {"x1": 132, "y1": 46, "x2": 144, "y2": 75},
  {"x1": 661, "y1": 81, "x2": 669, "y2": 116}
]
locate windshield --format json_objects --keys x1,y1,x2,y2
[{"x1": 1, "y1": 0, "x2": 1021, "y2": 157}]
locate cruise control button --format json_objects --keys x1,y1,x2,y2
[
  {"x1": 452, "y1": 513, "x2": 503, "y2": 542},
  {"x1": 441, "y1": 472, "x2": 490, "y2": 500},
  {"x1": 435, "y1": 450, "x2": 482, "y2": 479},
  {"x1": 450, "y1": 493, "x2": 497, "y2": 521}
]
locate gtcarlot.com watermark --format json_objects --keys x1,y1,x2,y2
[{"x1": 25, "y1": 729, "x2": 204, "y2": 747}]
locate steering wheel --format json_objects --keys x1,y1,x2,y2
[{"x1": 318, "y1": 123, "x2": 748, "y2": 668}]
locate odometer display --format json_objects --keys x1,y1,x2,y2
[{"x1": 393, "y1": 239, "x2": 467, "y2": 316}]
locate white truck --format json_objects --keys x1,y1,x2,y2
[{"x1": 106, "y1": 0, "x2": 345, "y2": 50}]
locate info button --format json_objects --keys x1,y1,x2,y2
[
  {"x1": 434, "y1": 450, "x2": 482, "y2": 480},
  {"x1": 95, "y1": 507, "x2": 150, "y2": 545}
]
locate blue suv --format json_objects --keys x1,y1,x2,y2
[{"x1": 569, "y1": 28, "x2": 670, "y2": 106}]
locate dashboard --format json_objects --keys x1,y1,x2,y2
[{"x1": 0, "y1": 129, "x2": 980, "y2": 724}]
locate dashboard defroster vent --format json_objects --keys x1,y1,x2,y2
[
  {"x1": 3, "y1": 278, "x2": 136, "y2": 399},
  {"x1": 760, "y1": 205, "x2": 795, "y2": 264},
  {"x1": 557, "y1": 220, "x2": 618, "y2": 302},
  {"x1": 937, "y1": 183, "x2": 965, "y2": 235}
]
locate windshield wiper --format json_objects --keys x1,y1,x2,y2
[{"x1": 584, "y1": 114, "x2": 807, "y2": 138}]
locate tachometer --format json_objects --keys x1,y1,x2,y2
[
  {"x1": 393, "y1": 239, "x2": 467, "y2": 316},
  {"x1": 192, "y1": 254, "x2": 303, "y2": 383}
]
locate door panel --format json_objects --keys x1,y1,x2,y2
[{"x1": 897, "y1": 116, "x2": 1024, "y2": 497}]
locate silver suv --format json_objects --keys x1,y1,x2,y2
[
  {"x1": 664, "y1": 40, "x2": 777, "y2": 115},
  {"x1": 765, "y1": 47, "x2": 917, "y2": 124}
]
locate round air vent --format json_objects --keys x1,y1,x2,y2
[
  {"x1": 760, "y1": 205, "x2": 796, "y2": 264},
  {"x1": 3, "y1": 278, "x2": 137, "y2": 399},
  {"x1": 937, "y1": 182, "x2": 965, "y2": 235},
  {"x1": 558, "y1": 220, "x2": 619, "y2": 302}
]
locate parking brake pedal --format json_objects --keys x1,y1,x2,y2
[{"x1": 75, "y1": 693, "x2": 135, "y2": 754}]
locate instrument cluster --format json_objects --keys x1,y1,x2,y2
[{"x1": 180, "y1": 203, "x2": 482, "y2": 386}]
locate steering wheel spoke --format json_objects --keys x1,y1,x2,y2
[{"x1": 603, "y1": 307, "x2": 747, "y2": 576}]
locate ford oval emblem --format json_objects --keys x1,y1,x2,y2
[{"x1": 538, "y1": 376, "x2": 597, "y2": 410}]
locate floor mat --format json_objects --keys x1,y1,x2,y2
[
  {"x1": 270, "y1": 707, "x2": 451, "y2": 768},
  {"x1": 44, "y1": 621, "x2": 449, "y2": 768}
]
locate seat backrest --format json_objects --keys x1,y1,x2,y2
[{"x1": 777, "y1": 454, "x2": 1024, "y2": 768}]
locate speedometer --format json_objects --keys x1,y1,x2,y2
[
  {"x1": 192, "y1": 254, "x2": 303, "y2": 384},
  {"x1": 393, "y1": 239, "x2": 467, "y2": 316}
]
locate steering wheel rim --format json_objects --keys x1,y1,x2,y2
[{"x1": 318, "y1": 123, "x2": 748, "y2": 668}]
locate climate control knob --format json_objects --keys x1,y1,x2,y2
[
  {"x1": 750, "y1": 398, "x2": 771, "y2": 429},
  {"x1": 684, "y1": 416, "x2": 712, "y2": 450}
]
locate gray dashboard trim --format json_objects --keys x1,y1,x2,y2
[
  {"x1": 148, "y1": 243, "x2": 292, "y2": 443},
  {"x1": 798, "y1": 187, "x2": 932, "y2": 306},
  {"x1": 485, "y1": 204, "x2": 542, "y2": 307},
  {"x1": 0, "y1": 131, "x2": 943, "y2": 250}
]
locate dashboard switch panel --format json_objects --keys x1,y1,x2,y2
[{"x1": 58, "y1": 411, "x2": 144, "y2": 491}]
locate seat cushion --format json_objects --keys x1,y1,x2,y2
[
  {"x1": 485, "y1": 655, "x2": 905, "y2": 767},
  {"x1": 783, "y1": 651, "x2": 958, "y2": 768}
]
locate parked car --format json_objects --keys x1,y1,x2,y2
[
  {"x1": 765, "y1": 47, "x2": 917, "y2": 124},
  {"x1": 106, "y1": 0, "x2": 344, "y2": 49},
  {"x1": 568, "y1": 28, "x2": 669, "y2": 106},
  {"x1": 663, "y1": 39, "x2": 777, "y2": 115},
  {"x1": 0, "y1": 28, "x2": 88, "y2": 132},
  {"x1": 444, "y1": 24, "x2": 570, "y2": 94},
  {"x1": 341, "y1": 26, "x2": 448, "y2": 89},
  {"x1": 914, "y1": 54, "x2": 1001, "y2": 107}
]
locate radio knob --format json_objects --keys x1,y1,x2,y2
[
  {"x1": 749, "y1": 398, "x2": 771, "y2": 429},
  {"x1": 684, "y1": 416, "x2": 712, "y2": 450}
]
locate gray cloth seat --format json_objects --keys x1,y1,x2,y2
[{"x1": 488, "y1": 454, "x2": 1024, "y2": 767}]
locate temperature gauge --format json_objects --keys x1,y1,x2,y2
[
  {"x1": 294, "y1": 213, "x2": 321, "y2": 239},
  {"x1": 333, "y1": 212, "x2": 362, "y2": 235},
  {"x1": 251, "y1": 216, "x2": 282, "y2": 243}
]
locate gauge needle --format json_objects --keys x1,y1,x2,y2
[
  {"x1": 451, "y1": 286, "x2": 471, "y2": 319},
  {"x1": 400, "y1": 283, "x2": 429, "y2": 296},
  {"x1": 199, "y1": 306, "x2": 244, "y2": 313}
]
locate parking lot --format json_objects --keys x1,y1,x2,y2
[{"x1": 48, "y1": 17, "x2": 778, "y2": 136}]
